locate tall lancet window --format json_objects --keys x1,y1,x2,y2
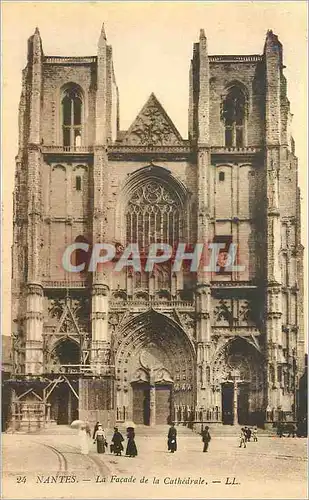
[
  {"x1": 222, "y1": 87, "x2": 246, "y2": 148},
  {"x1": 62, "y1": 86, "x2": 83, "y2": 148},
  {"x1": 126, "y1": 178, "x2": 183, "y2": 290}
]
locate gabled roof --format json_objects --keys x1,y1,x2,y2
[{"x1": 122, "y1": 93, "x2": 183, "y2": 146}]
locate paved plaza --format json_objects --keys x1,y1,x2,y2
[{"x1": 2, "y1": 426, "x2": 307, "y2": 499}]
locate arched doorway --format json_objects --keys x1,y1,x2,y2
[
  {"x1": 114, "y1": 310, "x2": 195, "y2": 426},
  {"x1": 212, "y1": 337, "x2": 264, "y2": 425},
  {"x1": 49, "y1": 338, "x2": 80, "y2": 425}
]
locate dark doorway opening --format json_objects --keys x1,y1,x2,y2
[
  {"x1": 132, "y1": 383, "x2": 150, "y2": 425},
  {"x1": 222, "y1": 383, "x2": 234, "y2": 425},
  {"x1": 238, "y1": 383, "x2": 249, "y2": 425},
  {"x1": 54, "y1": 339, "x2": 80, "y2": 365},
  {"x1": 50, "y1": 381, "x2": 79, "y2": 425}
]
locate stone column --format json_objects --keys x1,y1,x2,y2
[
  {"x1": 232, "y1": 370, "x2": 240, "y2": 425},
  {"x1": 149, "y1": 368, "x2": 156, "y2": 427},
  {"x1": 24, "y1": 28, "x2": 44, "y2": 376},
  {"x1": 149, "y1": 386, "x2": 156, "y2": 427},
  {"x1": 91, "y1": 284, "x2": 110, "y2": 374},
  {"x1": 264, "y1": 30, "x2": 283, "y2": 415},
  {"x1": 25, "y1": 283, "x2": 44, "y2": 375},
  {"x1": 195, "y1": 29, "x2": 213, "y2": 414},
  {"x1": 233, "y1": 380, "x2": 239, "y2": 426},
  {"x1": 90, "y1": 24, "x2": 112, "y2": 378}
]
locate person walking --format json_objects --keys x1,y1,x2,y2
[
  {"x1": 252, "y1": 426, "x2": 258, "y2": 442},
  {"x1": 111, "y1": 427, "x2": 124, "y2": 456},
  {"x1": 126, "y1": 427, "x2": 138, "y2": 457},
  {"x1": 167, "y1": 423, "x2": 177, "y2": 453},
  {"x1": 93, "y1": 424, "x2": 107, "y2": 454},
  {"x1": 79, "y1": 424, "x2": 89, "y2": 455},
  {"x1": 277, "y1": 422, "x2": 284, "y2": 438},
  {"x1": 239, "y1": 427, "x2": 247, "y2": 448},
  {"x1": 246, "y1": 427, "x2": 252, "y2": 442},
  {"x1": 201, "y1": 426, "x2": 211, "y2": 452},
  {"x1": 243, "y1": 426, "x2": 249, "y2": 442},
  {"x1": 92, "y1": 421, "x2": 100, "y2": 440}
]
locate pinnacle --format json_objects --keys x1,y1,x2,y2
[
  {"x1": 100, "y1": 23, "x2": 107, "y2": 41},
  {"x1": 200, "y1": 28, "x2": 206, "y2": 40}
]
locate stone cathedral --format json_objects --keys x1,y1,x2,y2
[{"x1": 9, "y1": 25, "x2": 304, "y2": 431}]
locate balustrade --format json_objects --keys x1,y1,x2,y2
[
  {"x1": 42, "y1": 145, "x2": 93, "y2": 154},
  {"x1": 173, "y1": 405, "x2": 222, "y2": 426}
]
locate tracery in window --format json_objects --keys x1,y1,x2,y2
[
  {"x1": 222, "y1": 87, "x2": 246, "y2": 147},
  {"x1": 126, "y1": 180, "x2": 182, "y2": 250},
  {"x1": 62, "y1": 85, "x2": 83, "y2": 148},
  {"x1": 126, "y1": 179, "x2": 183, "y2": 290}
]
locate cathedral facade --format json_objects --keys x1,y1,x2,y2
[{"x1": 10, "y1": 26, "x2": 304, "y2": 430}]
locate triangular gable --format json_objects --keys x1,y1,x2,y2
[
  {"x1": 123, "y1": 93, "x2": 183, "y2": 146},
  {"x1": 57, "y1": 305, "x2": 80, "y2": 335}
]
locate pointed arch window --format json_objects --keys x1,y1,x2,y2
[
  {"x1": 126, "y1": 178, "x2": 184, "y2": 290},
  {"x1": 126, "y1": 180, "x2": 182, "y2": 251},
  {"x1": 62, "y1": 86, "x2": 83, "y2": 148},
  {"x1": 222, "y1": 87, "x2": 246, "y2": 147}
]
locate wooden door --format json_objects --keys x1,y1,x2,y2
[
  {"x1": 237, "y1": 383, "x2": 249, "y2": 424},
  {"x1": 222, "y1": 383, "x2": 234, "y2": 425},
  {"x1": 155, "y1": 385, "x2": 171, "y2": 425},
  {"x1": 132, "y1": 383, "x2": 150, "y2": 425}
]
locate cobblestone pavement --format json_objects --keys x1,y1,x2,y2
[{"x1": 2, "y1": 427, "x2": 307, "y2": 499}]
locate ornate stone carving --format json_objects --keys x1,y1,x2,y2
[
  {"x1": 214, "y1": 300, "x2": 235, "y2": 326},
  {"x1": 177, "y1": 312, "x2": 195, "y2": 337},
  {"x1": 48, "y1": 298, "x2": 65, "y2": 320},
  {"x1": 239, "y1": 300, "x2": 261, "y2": 326},
  {"x1": 123, "y1": 93, "x2": 183, "y2": 146},
  {"x1": 212, "y1": 337, "x2": 264, "y2": 390},
  {"x1": 46, "y1": 295, "x2": 90, "y2": 335}
]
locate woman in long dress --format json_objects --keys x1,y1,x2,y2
[
  {"x1": 79, "y1": 425, "x2": 89, "y2": 455},
  {"x1": 111, "y1": 427, "x2": 124, "y2": 456},
  {"x1": 93, "y1": 424, "x2": 107, "y2": 454},
  {"x1": 125, "y1": 427, "x2": 138, "y2": 457}
]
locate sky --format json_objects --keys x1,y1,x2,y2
[{"x1": 1, "y1": 1, "x2": 308, "y2": 338}]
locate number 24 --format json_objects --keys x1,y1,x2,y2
[{"x1": 16, "y1": 476, "x2": 26, "y2": 483}]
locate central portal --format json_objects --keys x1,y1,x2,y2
[
  {"x1": 221, "y1": 381, "x2": 250, "y2": 425},
  {"x1": 115, "y1": 309, "x2": 195, "y2": 426},
  {"x1": 132, "y1": 383, "x2": 172, "y2": 425}
]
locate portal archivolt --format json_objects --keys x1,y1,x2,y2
[{"x1": 114, "y1": 309, "x2": 196, "y2": 423}]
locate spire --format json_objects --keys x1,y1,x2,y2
[
  {"x1": 198, "y1": 28, "x2": 209, "y2": 145},
  {"x1": 199, "y1": 28, "x2": 208, "y2": 52},
  {"x1": 99, "y1": 23, "x2": 107, "y2": 43},
  {"x1": 199, "y1": 28, "x2": 206, "y2": 40},
  {"x1": 34, "y1": 26, "x2": 40, "y2": 36},
  {"x1": 264, "y1": 29, "x2": 282, "y2": 53}
]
